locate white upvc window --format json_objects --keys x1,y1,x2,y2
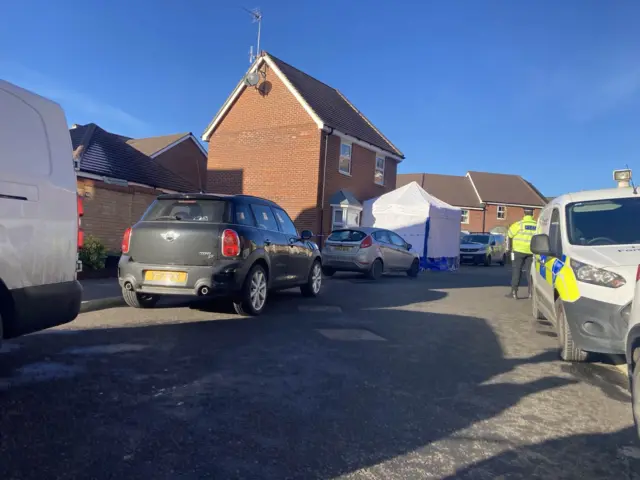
[
  {"x1": 497, "y1": 205, "x2": 506, "y2": 220},
  {"x1": 331, "y1": 206, "x2": 361, "y2": 230},
  {"x1": 374, "y1": 156, "x2": 385, "y2": 185},
  {"x1": 461, "y1": 209, "x2": 469, "y2": 224},
  {"x1": 339, "y1": 142, "x2": 352, "y2": 175}
]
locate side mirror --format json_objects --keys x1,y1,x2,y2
[
  {"x1": 530, "y1": 234, "x2": 553, "y2": 256},
  {"x1": 407, "y1": 243, "x2": 412, "y2": 250},
  {"x1": 491, "y1": 240, "x2": 496, "y2": 246},
  {"x1": 300, "y1": 230, "x2": 313, "y2": 240}
]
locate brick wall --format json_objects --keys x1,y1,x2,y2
[
  {"x1": 207, "y1": 63, "x2": 322, "y2": 233},
  {"x1": 153, "y1": 138, "x2": 207, "y2": 192},
  {"x1": 319, "y1": 133, "x2": 398, "y2": 239},
  {"x1": 459, "y1": 204, "x2": 542, "y2": 233},
  {"x1": 77, "y1": 178, "x2": 159, "y2": 252}
]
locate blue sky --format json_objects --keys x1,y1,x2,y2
[{"x1": 2, "y1": 0, "x2": 639, "y2": 196}]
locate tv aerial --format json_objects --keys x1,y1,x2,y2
[{"x1": 242, "y1": 7, "x2": 262, "y2": 64}]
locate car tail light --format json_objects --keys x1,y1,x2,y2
[
  {"x1": 636, "y1": 265, "x2": 640, "y2": 282},
  {"x1": 122, "y1": 227, "x2": 132, "y2": 254},
  {"x1": 222, "y1": 229, "x2": 240, "y2": 257},
  {"x1": 77, "y1": 195, "x2": 84, "y2": 248},
  {"x1": 360, "y1": 235, "x2": 373, "y2": 249}
]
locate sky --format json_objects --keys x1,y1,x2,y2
[{"x1": 2, "y1": 0, "x2": 639, "y2": 197}]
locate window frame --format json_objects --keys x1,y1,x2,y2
[
  {"x1": 232, "y1": 202, "x2": 256, "y2": 227},
  {"x1": 497, "y1": 205, "x2": 507, "y2": 220},
  {"x1": 374, "y1": 156, "x2": 385, "y2": 185},
  {"x1": 273, "y1": 207, "x2": 298, "y2": 236},
  {"x1": 389, "y1": 232, "x2": 407, "y2": 248},
  {"x1": 549, "y1": 208, "x2": 563, "y2": 255},
  {"x1": 249, "y1": 203, "x2": 280, "y2": 232},
  {"x1": 460, "y1": 209, "x2": 469, "y2": 224},
  {"x1": 339, "y1": 142, "x2": 352, "y2": 176}
]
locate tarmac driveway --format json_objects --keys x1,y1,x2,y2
[{"x1": 0, "y1": 267, "x2": 638, "y2": 479}]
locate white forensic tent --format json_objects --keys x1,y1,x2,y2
[{"x1": 361, "y1": 181, "x2": 462, "y2": 271}]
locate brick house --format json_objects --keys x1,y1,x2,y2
[
  {"x1": 202, "y1": 52, "x2": 404, "y2": 242},
  {"x1": 397, "y1": 171, "x2": 547, "y2": 234},
  {"x1": 70, "y1": 123, "x2": 207, "y2": 251}
]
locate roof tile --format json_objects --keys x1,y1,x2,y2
[{"x1": 467, "y1": 171, "x2": 546, "y2": 207}]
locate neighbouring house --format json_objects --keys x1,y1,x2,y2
[
  {"x1": 397, "y1": 171, "x2": 547, "y2": 233},
  {"x1": 202, "y1": 51, "x2": 404, "y2": 242},
  {"x1": 71, "y1": 123, "x2": 207, "y2": 252}
]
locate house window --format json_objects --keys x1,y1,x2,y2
[
  {"x1": 333, "y1": 209, "x2": 343, "y2": 226},
  {"x1": 339, "y1": 143, "x2": 352, "y2": 175},
  {"x1": 497, "y1": 205, "x2": 506, "y2": 220},
  {"x1": 461, "y1": 209, "x2": 469, "y2": 224},
  {"x1": 375, "y1": 156, "x2": 385, "y2": 185},
  {"x1": 331, "y1": 206, "x2": 361, "y2": 230}
]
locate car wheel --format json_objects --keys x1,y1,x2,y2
[
  {"x1": 499, "y1": 254, "x2": 506, "y2": 266},
  {"x1": 631, "y1": 350, "x2": 640, "y2": 439},
  {"x1": 483, "y1": 255, "x2": 491, "y2": 267},
  {"x1": 531, "y1": 285, "x2": 545, "y2": 320},
  {"x1": 301, "y1": 260, "x2": 322, "y2": 297},
  {"x1": 233, "y1": 264, "x2": 268, "y2": 316},
  {"x1": 122, "y1": 289, "x2": 159, "y2": 309},
  {"x1": 407, "y1": 259, "x2": 419, "y2": 277},
  {"x1": 322, "y1": 266, "x2": 335, "y2": 277},
  {"x1": 556, "y1": 298, "x2": 587, "y2": 362},
  {"x1": 368, "y1": 258, "x2": 383, "y2": 280}
]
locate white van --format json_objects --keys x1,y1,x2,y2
[
  {"x1": 0, "y1": 80, "x2": 82, "y2": 342},
  {"x1": 530, "y1": 174, "x2": 640, "y2": 361}
]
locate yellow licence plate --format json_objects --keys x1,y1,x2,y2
[
  {"x1": 144, "y1": 271, "x2": 187, "y2": 284},
  {"x1": 335, "y1": 246, "x2": 351, "y2": 251}
]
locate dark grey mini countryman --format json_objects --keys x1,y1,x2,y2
[{"x1": 118, "y1": 193, "x2": 322, "y2": 315}]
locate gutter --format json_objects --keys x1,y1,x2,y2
[{"x1": 319, "y1": 127, "x2": 334, "y2": 246}]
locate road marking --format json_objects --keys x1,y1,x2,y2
[
  {"x1": 619, "y1": 446, "x2": 640, "y2": 459},
  {"x1": 316, "y1": 329, "x2": 386, "y2": 341},
  {"x1": 299, "y1": 305, "x2": 343, "y2": 313},
  {"x1": 63, "y1": 344, "x2": 147, "y2": 355}
]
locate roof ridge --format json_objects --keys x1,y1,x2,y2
[
  {"x1": 129, "y1": 132, "x2": 190, "y2": 142},
  {"x1": 518, "y1": 175, "x2": 547, "y2": 204},
  {"x1": 264, "y1": 52, "x2": 337, "y2": 91},
  {"x1": 334, "y1": 89, "x2": 403, "y2": 157}
]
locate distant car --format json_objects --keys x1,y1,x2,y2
[
  {"x1": 322, "y1": 227, "x2": 420, "y2": 280},
  {"x1": 118, "y1": 193, "x2": 322, "y2": 316},
  {"x1": 460, "y1": 233, "x2": 506, "y2": 266},
  {"x1": 625, "y1": 265, "x2": 640, "y2": 439}
]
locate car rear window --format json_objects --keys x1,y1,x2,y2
[
  {"x1": 142, "y1": 199, "x2": 228, "y2": 222},
  {"x1": 328, "y1": 230, "x2": 367, "y2": 242}
]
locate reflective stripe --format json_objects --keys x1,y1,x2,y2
[
  {"x1": 534, "y1": 254, "x2": 580, "y2": 302},
  {"x1": 510, "y1": 218, "x2": 537, "y2": 254}
]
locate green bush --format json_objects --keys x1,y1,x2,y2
[{"x1": 79, "y1": 235, "x2": 108, "y2": 270}]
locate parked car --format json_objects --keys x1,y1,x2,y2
[
  {"x1": 459, "y1": 233, "x2": 507, "y2": 266},
  {"x1": 0, "y1": 80, "x2": 83, "y2": 343},
  {"x1": 626, "y1": 265, "x2": 640, "y2": 439},
  {"x1": 322, "y1": 227, "x2": 420, "y2": 279},
  {"x1": 118, "y1": 193, "x2": 322, "y2": 315}
]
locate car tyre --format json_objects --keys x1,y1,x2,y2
[
  {"x1": 368, "y1": 258, "x2": 383, "y2": 280},
  {"x1": 301, "y1": 260, "x2": 322, "y2": 297},
  {"x1": 556, "y1": 298, "x2": 587, "y2": 362},
  {"x1": 531, "y1": 284, "x2": 545, "y2": 320},
  {"x1": 631, "y1": 350, "x2": 640, "y2": 439},
  {"x1": 122, "y1": 289, "x2": 159, "y2": 309},
  {"x1": 233, "y1": 264, "x2": 268, "y2": 316},
  {"x1": 322, "y1": 266, "x2": 336, "y2": 277},
  {"x1": 499, "y1": 254, "x2": 506, "y2": 266},
  {"x1": 407, "y1": 259, "x2": 419, "y2": 277}
]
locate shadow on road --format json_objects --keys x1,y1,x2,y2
[{"x1": 0, "y1": 276, "x2": 582, "y2": 480}]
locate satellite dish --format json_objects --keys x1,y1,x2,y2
[{"x1": 244, "y1": 71, "x2": 260, "y2": 87}]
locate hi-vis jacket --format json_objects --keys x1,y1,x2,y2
[{"x1": 507, "y1": 215, "x2": 537, "y2": 254}]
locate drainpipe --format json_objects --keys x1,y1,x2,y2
[
  {"x1": 319, "y1": 126, "x2": 334, "y2": 248},
  {"x1": 481, "y1": 203, "x2": 486, "y2": 232}
]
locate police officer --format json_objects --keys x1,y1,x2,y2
[{"x1": 507, "y1": 208, "x2": 537, "y2": 299}]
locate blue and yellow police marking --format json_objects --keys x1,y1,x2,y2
[{"x1": 534, "y1": 254, "x2": 580, "y2": 302}]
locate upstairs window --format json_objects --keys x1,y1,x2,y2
[
  {"x1": 375, "y1": 156, "x2": 385, "y2": 185},
  {"x1": 339, "y1": 142, "x2": 352, "y2": 175},
  {"x1": 497, "y1": 205, "x2": 506, "y2": 220},
  {"x1": 461, "y1": 209, "x2": 469, "y2": 224}
]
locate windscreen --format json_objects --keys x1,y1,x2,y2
[
  {"x1": 566, "y1": 197, "x2": 640, "y2": 246},
  {"x1": 328, "y1": 230, "x2": 367, "y2": 242},
  {"x1": 142, "y1": 199, "x2": 228, "y2": 223},
  {"x1": 461, "y1": 235, "x2": 489, "y2": 244}
]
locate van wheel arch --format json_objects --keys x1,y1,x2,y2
[
  {"x1": 252, "y1": 258, "x2": 270, "y2": 284},
  {"x1": 0, "y1": 278, "x2": 15, "y2": 339}
]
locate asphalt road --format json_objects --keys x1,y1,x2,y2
[{"x1": 1, "y1": 266, "x2": 638, "y2": 479}]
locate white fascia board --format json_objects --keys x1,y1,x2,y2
[
  {"x1": 150, "y1": 134, "x2": 207, "y2": 159},
  {"x1": 77, "y1": 172, "x2": 177, "y2": 193},
  {"x1": 328, "y1": 128, "x2": 403, "y2": 162}
]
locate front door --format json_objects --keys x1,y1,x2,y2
[
  {"x1": 536, "y1": 208, "x2": 562, "y2": 318},
  {"x1": 273, "y1": 207, "x2": 310, "y2": 283},
  {"x1": 389, "y1": 231, "x2": 414, "y2": 270}
]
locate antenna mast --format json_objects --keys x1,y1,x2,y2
[{"x1": 243, "y1": 7, "x2": 262, "y2": 63}]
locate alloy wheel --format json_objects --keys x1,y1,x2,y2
[
  {"x1": 311, "y1": 263, "x2": 322, "y2": 294},
  {"x1": 250, "y1": 270, "x2": 267, "y2": 311}
]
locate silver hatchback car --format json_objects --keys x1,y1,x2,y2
[{"x1": 322, "y1": 227, "x2": 420, "y2": 280}]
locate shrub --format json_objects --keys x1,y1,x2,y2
[{"x1": 79, "y1": 235, "x2": 108, "y2": 270}]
